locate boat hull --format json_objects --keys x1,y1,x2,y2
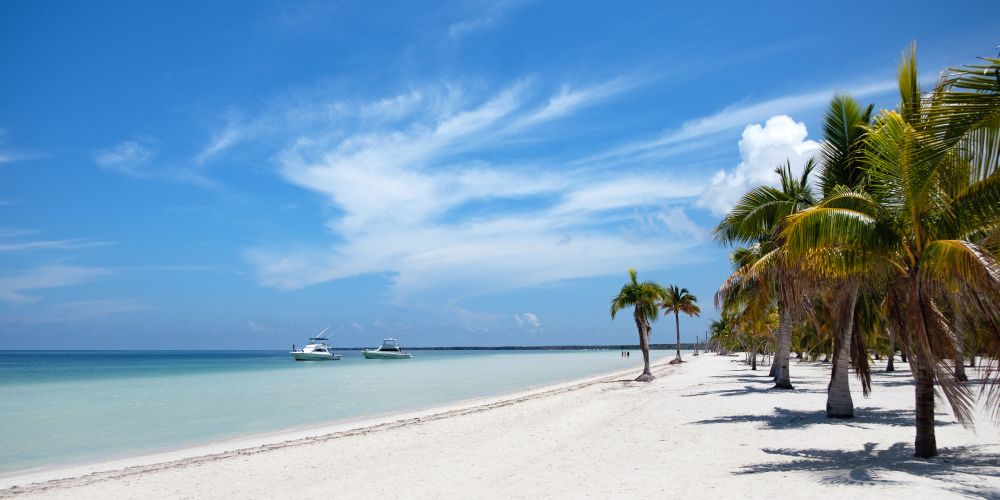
[
  {"x1": 362, "y1": 350, "x2": 412, "y2": 359},
  {"x1": 291, "y1": 352, "x2": 342, "y2": 361}
]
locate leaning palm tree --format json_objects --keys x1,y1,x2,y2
[
  {"x1": 661, "y1": 285, "x2": 701, "y2": 364},
  {"x1": 714, "y1": 160, "x2": 816, "y2": 388},
  {"x1": 782, "y1": 46, "x2": 1000, "y2": 458},
  {"x1": 611, "y1": 269, "x2": 668, "y2": 382}
]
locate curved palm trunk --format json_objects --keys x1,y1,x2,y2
[
  {"x1": 670, "y1": 311, "x2": 683, "y2": 364},
  {"x1": 827, "y1": 286, "x2": 858, "y2": 419},
  {"x1": 774, "y1": 307, "x2": 794, "y2": 389},
  {"x1": 634, "y1": 311, "x2": 654, "y2": 382}
]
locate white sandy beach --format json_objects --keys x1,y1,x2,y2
[{"x1": 3, "y1": 354, "x2": 998, "y2": 499}]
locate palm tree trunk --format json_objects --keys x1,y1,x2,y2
[
  {"x1": 827, "y1": 287, "x2": 858, "y2": 419},
  {"x1": 670, "y1": 311, "x2": 683, "y2": 364},
  {"x1": 634, "y1": 312, "x2": 654, "y2": 382},
  {"x1": 913, "y1": 360, "x2": 938, "y2": 458},
  {"x1": 954, "y1": 325, "x2": 968, "y2": 383},
  {"x1": 774, "y1": 307, "x2": 793, "y2": 389},
  {"x1": 886, "y1": 328, "x2": 896, "y2": 372}
]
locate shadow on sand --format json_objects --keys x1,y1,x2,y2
[
  {"x1": 689, "y1": 406, "x2": 956, "y2": 430},
  {"x1": 684, "y1": 386, "x2": 826, "y2": 398},
  {"x1": 737, "y1": 442, "x2": 1000, "y2": 491}
]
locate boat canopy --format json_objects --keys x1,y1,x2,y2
[
  {"x1": 309, "y1": 337, "x2": 329, "y2": 342},
  {"x1": 380, "y1": 338, "x2": 400, "y2": 349}
]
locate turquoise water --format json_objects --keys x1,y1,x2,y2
[{"x1": 0, "y1": 349, "x2": 671, "y2": 475}]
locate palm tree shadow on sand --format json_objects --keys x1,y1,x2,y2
[
  {"x1": 737, "y1": 442, "x2": 1000, "y2": 492},
  {"x1": 689, "y1": 407, "x2": 956, "y2": 430},
  {"x1": 683, "y1": 386, "x2": 825, "y2": 398}
]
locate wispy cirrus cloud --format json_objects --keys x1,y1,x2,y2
[
  {"x1": 0, "y1": 228, "x2": 113, "y2": 253},
  {"x1": 0, "y1": 264, "x2": 111, "y2": 305},
  {"x1": 446, "y1": 0, "x2": 530, "y2": 40},
  {"x1": 0, "y1": 239, "x2": 113, "y2": 252},
  {"x1": 94, "y1": 138, "x2": 217, "y2": 187},
  {"x1": 0, "y1": 128, "x2": 41, "y2": 165},
  {"x1": 228, "y1": 71, "x2": 907, "y2": 318},
  {"x1": 240, "y1": 76, "x2": 706, "y2": 306},
  {"x1": 93, "y1": 140, "x2": 156, "y2": 176}
]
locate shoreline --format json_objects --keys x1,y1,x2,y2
[
  {"x1": 0, "y1": 357, "x2": 672, "y2": 494},
  {"x1": 5, "y1": 354, "x2": 997, "y2": 499}
]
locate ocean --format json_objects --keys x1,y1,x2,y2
[{"x1": 0, "y1": 349, "x2": 674, "y2": 475}]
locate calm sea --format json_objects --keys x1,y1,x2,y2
[{"x1": 0, "y1": 349, "x2": 672, "y2": 475}]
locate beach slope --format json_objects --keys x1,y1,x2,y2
[{"x1": 4, "y1": 355, "x2": 999, "y2": 499}]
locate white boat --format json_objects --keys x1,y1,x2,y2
[
  {"x1": 290, "y1": 328, "x2": 342, "y2": 361},
  {"x1": 362, "y1": 338, "x2": 413, "y2": 359}
]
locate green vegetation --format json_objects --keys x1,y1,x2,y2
[
  {"x1": 709, "y1": 44, "x2": 1000, "y2": 458},
  {"x1": 610, "y1": 269, "x2": 699, "y2": 381}
]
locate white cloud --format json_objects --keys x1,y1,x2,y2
[
  {"x1": 656, "y1": 207, "x2": 705, "y2": 241},
  {"x1": 697, "y1": 115, "x2": 820, "y2": 215},
  {"x1": 197, "y1": 125, "x2": 248, "y2": 165},
  {"x1": 578, "y1": 79, "x2": 895, "y2": 168},
  {"x1": 243, "y1": 78, "x2": 704, "y2": 305},
  {"x1": 95, "y1": 139, "x2": 217, "y2": 187},
  {"x1": 513, "y1": 312, "x2": 542, "y2": 330},
  {"x1": 0, "y1": 264, "x2": 111, "y2": 305},
  {"x1": 0, "y1": 239, "x2": 112, "y2": 252},
  {"x1": 93, "y1": 140, "x2": 155, "y2": 176},
  {"x1": 446, "y1": 0, "x2": 528, "y2": 39},
  {"x1": 0, "y1": 128, "x2": 41, "y2": 165}
]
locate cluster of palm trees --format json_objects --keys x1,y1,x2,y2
[
  {"x1": 712, "y1": 45, "x2": 1000, "y2": 458},
  {"x1": 610, "y1": 269, "x2": 700, "y2": 381}
]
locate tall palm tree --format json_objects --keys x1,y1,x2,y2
[
  {"x1": 661, "y1": 285, "x2": 701, "y2": 364},
  {"x1": 611, "y1": 269, "x2": 668, "y2": 382},
  {"x1": 812, "y1": 93, "x2": 877, "y2": 416},
  {"x1": 782, "y1": 46, "x2": 1000, "y2": 458},
  {"x1": 714, "y1": 160, "x2": 815, "y2": 389}
]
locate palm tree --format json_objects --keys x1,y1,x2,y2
[
  {"x1": 782, "y1": 46, "x2": 1000, "y2": 458},
  {"x1": 809, "y1": 93, "x2": 877, "y2": 416},
  {"x1": 709, "y1": 315, "x2": 734, "y2": 355},
  {"x1": 611, "y1": 269, "x2": 668, "y2": 382},
  {"x1": 714, "y1": 160, "x2": 816, "y2": 389},
  {"x1": 661, "y1": 285, "x2": 701, "y2": 364}
]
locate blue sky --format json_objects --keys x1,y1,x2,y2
[{"x1": 0, "y1": 1, "x2": 996, "y2": 349}]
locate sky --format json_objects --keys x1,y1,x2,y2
[{"x1": 0, "y1": 1, "x2": 997, "y2": 349}]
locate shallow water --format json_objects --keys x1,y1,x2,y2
[{"x1": 0, "y1": 349, "x2": 676, "y2": 474}]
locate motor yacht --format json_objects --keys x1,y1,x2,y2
[
  {"x1": 362, "y1": 338, "x2": 413, "y2": 359},
  {"x1": 290, "y1": 328, "x2": 342, "y2": 361}
]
